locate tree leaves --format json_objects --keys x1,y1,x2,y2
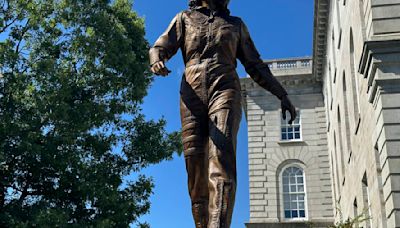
[{"x1": 0, "y1": 0, "x2": 181, "y2": 226}]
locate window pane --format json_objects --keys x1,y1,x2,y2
[
  {"x1": 298, "y1": 185, "x2": 304, "y2": 192},
  {"x1": 295, "y1": 133, "x2": 301, "y2": 139},
  {"x1": 288, "y1": 127, "x2": 293, "y2": 132},
  {"x1": 292, "y1": 210, "x2": 298, "y2": 218},
  {"x1": 295, "y1": 126, "x2": 300, "y2": 131},
  {"x1": 284, "y1": 201, "x2": 290, "y2": 209},
  {"x1": 282, "y1": 134, "x2": 287, "y2": 140},
  {"x1": 283, "y1": 193, "x2": 290, "y2": 202},
  {"x1": 283, "y1": 185, "x2": 289, "y2": 192},
  {"x1": 299, "y1": 210, "x2": 305, "y2": 218},
  {"x1": 291, "y1": 201, "x2": 297, "y2": 209},
  {"x1": 299, "y1": 202, "x2": 305, "y2": 209},
  {"x1": 290, "y1": 185, "x2": 296, "y2": 192},
  {"x1": 288, "y1": 134, "x2": 293, "y2": 140},
  {"x1": 299, "y1": 195, "x2": 304, "y2": 201},
  {"x1": 285, "y1": 210, "x2": 291, "y2": 218},
  {"x1": 297, "y1": 177, "x2": 303, "y2": 183},
  {"x1": 283, "y1": 177, "x2": 289, "y2": 184}
]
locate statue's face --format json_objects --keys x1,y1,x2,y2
[{"x1": 206, "y1": 0, "x2": 230, "y2": 11}]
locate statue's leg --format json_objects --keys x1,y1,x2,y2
[
  {"x1": 180, "y1": 97, "x2": 209, "y2": 228},
  {"x1": 207, "y1": 99, "x2": 241, "y2": 228}
]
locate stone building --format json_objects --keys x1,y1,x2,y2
[
  {"x1": 314, "y1": 0, "x2": 400, "y2": 227},
  {"x1": 242, "y1": 0, "x2": 400, "y2": 227},
  {"x1": 241, "y1": 57, "x2": 334, "y2": 228}
]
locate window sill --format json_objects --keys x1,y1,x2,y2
[
  {"x1": 278, "y1": 140, "x2": 305, "y2": 144},
  {"x1": 281, "y1": 218, "x2": 309, "y2": 223}
]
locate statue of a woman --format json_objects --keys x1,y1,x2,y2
[{"x1": 149, "y1": 0, "x2": 296, "y2": 227}]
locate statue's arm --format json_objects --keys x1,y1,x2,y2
[
  {"x1": 237, "y1": 20, "x2": 287, "y2": 100},
  {"x1": 149, "y1": 12, "x2": 184, "y2": 69}
]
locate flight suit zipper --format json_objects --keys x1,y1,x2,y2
[{"x1": 202, "y1": 12, "x2": 215, "y2": 105}]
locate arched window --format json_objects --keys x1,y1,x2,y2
[{"x1": 282, "y1": 166, "x2": 307, "y2": 219}]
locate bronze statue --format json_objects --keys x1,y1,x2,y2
[{"x1": 149, "y1": 0, "x2": 296, "y2": 227}]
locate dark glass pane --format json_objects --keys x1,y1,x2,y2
[
  {"x1": 282, "y1": 134, "x2": 287, "y2": 140},
  {"x1": 285, "y1": 210, "x2": 291, "y2": 218},
  {"x1": 283, "y1": 193, "x2": 290, "y2": 201},
  {"x1": 297, "y1": 177, "x2": 303, "y2": 183},
  {"x1": 295, "y1": 168, "x2": 302, "y2": 174},
  {"x1": 283, "y1": 184, "x2": 289, "y2": 192},
  {"x1": 292, "y1": 210, "x2": 298, "y2": 218},
  {"x1": 288, "y1": 127, "x2": 293, "y2": 132},
  {"x1": 295, "y1": 133, "x2": 301, "y2": 139},
  {"x1": 299, "y1": 210, "x2": 305, "y2": 217},
  {"x1": 284, "y1": 201, "x2": 290, "y2": 209},
  {"x1": 281, "y1": 128, "x2": 287, "y2": 133},
  {"x1": 283, "y1": 176, "x2": 289, "y2": 184},
  {"x1": 295, "y1": 126, "x2": 300, "y2": 131},
  {"x1": 288, "y1": 134, "x2": 294, "y2": 140}
]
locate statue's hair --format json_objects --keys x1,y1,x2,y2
[
  {"x1": 189, "y1": 0, "x2": 202, "y2": 9},
  {"x1": 189, "y1": 0, "x2": 230, "y2": 15}
]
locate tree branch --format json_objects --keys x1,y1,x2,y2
[
  {"x1": 17, "y1": 179, "x2": 30, "y2": 205},
  {"x1": 15, "y1": 19, "x2": 30, "y2": 55},
  {"x1": 0, "y1": 16, "x2": 18, "y2": 34},
  {"x1": 0, "y1": 183, "x2": 4, "y2": 208}
]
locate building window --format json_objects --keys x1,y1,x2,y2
[
  {"x1": 350, "y1": 28, "x2": 361, "y2": 132},
  {"x1": 281, "y1": 111, "x2": 301, "y2": 141},
  {"x1": 333, "y1": 68, "x2": 337, "y2": 84},
  {"x1": 362, "y1": 173, "x2": 372, "y2": 227},
  {"x1": 282, "y1": 166, "x2": 307, "y2": 219}
]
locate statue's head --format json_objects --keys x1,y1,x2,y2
[
  {"x1": 189, "y1": 0, "x2": 230, "y2": 12},
  {"x1": 207, "y1": 0, "x2": 230, "y2": 11},
  {"x1": 189, "y1": 0, "x2": 202, "y2": 9}
]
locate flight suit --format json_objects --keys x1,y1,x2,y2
[{"x1": 149, "y1": 6, "x2": 287, "y2": 228}]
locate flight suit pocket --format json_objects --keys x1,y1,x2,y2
[
  {"x1": 217, "y1": 24, "x2": 239, "y2": 43},
  {"x1": 185, "y1": 21, "x2": 204, "y2": 45}
]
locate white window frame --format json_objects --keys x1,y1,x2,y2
[
  {"x1": 280, "y1": 110, "x2": 302, "y2": 142},
  {"x1": 279, "y1": 163, "x2": 309, "y2": 222}
]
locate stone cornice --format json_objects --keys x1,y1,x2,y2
[
  {"x1": 240, "y1": 76, "x2": 318, "y2": 91},
  {"x1": 359, "y1": 39, "x2": 400, "y2": 78},
  {"x1": 359, "y1": 39, "x2": 400, "y2": 104},
  {"x1": 312, "y1": 0, "x2": 330, "y2": 82}
]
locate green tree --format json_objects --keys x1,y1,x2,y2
[{"x1": 0, "y1": 0, "x2": 181, "y2": 226}]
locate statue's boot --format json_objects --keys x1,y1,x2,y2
[
  {"x1": 185, "y1": 153, "x2": 209, "y2": 228},
  {"x1": 207, "y1": 158, "x2": 236, "y2": 228},
  {"x1": 192, "y1": 201, "x2": 209, "y2": 228}
]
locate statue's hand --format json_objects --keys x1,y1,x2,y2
[
  {"x1": 150, "y1": 61, "x2": 171, "y2": 76},
  {"x1": 281, "y1": 95, "x2": 297, "y2": 125}
]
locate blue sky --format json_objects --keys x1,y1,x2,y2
[{"x1": 134, "y1": 0, "x2": 314, "y2": 227}]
